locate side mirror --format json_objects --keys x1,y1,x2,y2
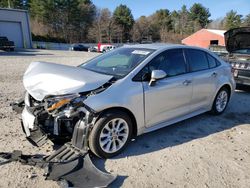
[{"x1": 149, "y1": 70, "x2": 167, "y2": 86}]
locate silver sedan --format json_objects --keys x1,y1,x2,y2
[{"x1": 21, "y1": 44, "x2": 235, "y2": 158}]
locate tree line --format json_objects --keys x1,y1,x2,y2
[{"x1": 0, "y1": 0, "x2": 249, "y2": 43}]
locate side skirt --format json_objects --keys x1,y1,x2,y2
[{"x1": 143, "y1": 109, "x2": 208, "y2": 134}]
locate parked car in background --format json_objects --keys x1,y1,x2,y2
[
  {"x1": 0, "y1": 36, "x2": 15, "y2": 51},
  {"x1": 209, "y1": 45, "x2": 228, "y2": 59},
  {"x1": 19, "y1": 44, "x2": 235, "y2": 158},
  {"x1": 224, "y1": 27, "x2": 250, "y2": 86},
  {"x1": 88, "y1": 46, "x2": 98, "y2": 52},
  {"x1": 97, "y1": 44, "x2": 115, "y2": 53},
  {"x1": 69, "y1": 44, "x2": 89, "y2": 51},
  {"x1": 102, "y1": 45, "x2": 115, "y2": 53}
]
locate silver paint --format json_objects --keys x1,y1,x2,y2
[
  {"x1": 22, "y1": 44, "x2": 236, "y2": 138},
  {"x1": 23, "y1": 61, "x2": 112, "y2": 101}
]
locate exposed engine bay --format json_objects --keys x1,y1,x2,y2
[
  {"x1": 1, "y1": 61, "x2": 118, "y2": 187},
  {"x1": 0, "y1": 110, "x2": 116, "y2": 187},
  {"x1": 15, "y1": 76, "x2": 115, "y2": 147},
  {"x1": 5, "y1": 80, "x2": 117, "y2": 187},
  {"x1": 224, "y1": 27, "x2": 250, "y2": 86}
]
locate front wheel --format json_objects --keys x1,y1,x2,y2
[
  {"x1": 210, "y1": 87, "x2": 230, "y2": 115},
  {"x1": 89, "y1": 110, "x2": 132, "y2": 158}
]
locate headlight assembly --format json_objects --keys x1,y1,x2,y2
[{"x1": 45, "y1": 94, "x2": 80, "y2": 112}]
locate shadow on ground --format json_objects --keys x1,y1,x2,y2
[
  {"x1": 0, "y1": 49, "x2": 53, "y2": 56},
  {"x1": 51, "y1": 87, "x2": 249, "y2": 187},
  {"x1": 236, "y1": 84, "x2": 250, "y2": 92},
  {"x1": 93, "y1": 88, "x2": 250, "y2": 187}
]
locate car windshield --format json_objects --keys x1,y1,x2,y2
[
  {"x1": 80, "y1": 47, "x2": 154, "y2": 78},
  {"x1": 232, "y1": 48, "x2": 250, "y2": 54}
]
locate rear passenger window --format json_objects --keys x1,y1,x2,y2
[
  {"x1": 216, "y1": 59, "x2": 221, "y2": 66},
  {"x1": 206, "y1": 54, "x2": 217, "y2": 68},
  {"x1": 186, "y1": 49, "x2": 209, "y2": 72}
]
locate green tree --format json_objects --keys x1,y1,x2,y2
[
  {"x1": 223, "y1": 10, "x2": 242, "y2": 30},
  {"x1": 148, "y1": 9, "x2": 172, "y2": 41},
  {"x1": 0, "y1": 0, "x2": 27, "y2": 9},
  {"x1": 189, "y1": 3, "x2": 211, "y2": 28},
  {"x1": 29, "y1": 0, "x2": 96, "y2": 43},
  {"x1": 29, "y1": 0, "x2": 45, "y2": 19},
  {"x1": 178, "y1": 5, "x2": 193, "y2": 34},
  {"x1": 113, "y1": 4, "x2": 134, "y2": 42},
  {"x1": 242, "y1": 14, "x2": 250, "y2": 27},
  {"x1": 171, "y1": 10, "x2": 180, "y2": 33}
]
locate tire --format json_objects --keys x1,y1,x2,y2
[
  {"x1": 210, "y1": 87, "x2": 230, "y2": 115},
  {"x1": 89, "y1": 110, "x2": 132, "y2": 158}
]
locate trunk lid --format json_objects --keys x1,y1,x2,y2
[{"x1": 224, "y1": 27, "x2": 250, "y2": 53}]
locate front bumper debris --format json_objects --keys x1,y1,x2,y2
[
  {"x1": 26, "y1": 125, "x2": 48, "y2": 147},
  {"x1": 11, "y1": 99, "x2": 25, "y2": 114},
  {"x1": 0, "y1": 147, "x2": 116, "y2": 187},
  {"x1": 0, "y1": 112, "x2": 117, "y2": 187}
]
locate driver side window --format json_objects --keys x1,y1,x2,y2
[{"x1": 133, "y1": 49, "x2": 187, "y2": 81}]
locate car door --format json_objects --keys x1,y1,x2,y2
[
  {"x1": 142, "y1": 49, "x2": 193, "y2": 128},
  {"x1": 184, "y1": 49, "x2": 218, "y2": 112}
]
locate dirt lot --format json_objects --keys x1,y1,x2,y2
[{"x1": 0, "y1": 49, "x2": 250, "y2": 188}]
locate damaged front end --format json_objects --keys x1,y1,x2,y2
[
  {"x1": 21, "y1": 92, "x2": 91, "y2": 146},
  {"x1": 15, "y1": 78, "x2": 114, "y2": 147},
  {"x1": 9, "y1": 83, "x2": 117, "y2": 187},
  {"x1": 6, "y1": 61, "x2": 118, "y2": 187},
  {"x1": 1, "y1": 107, "x2": 116, "y2": 187},
  {"x1": 17, "y1": 61, "x2": 114, "y2": 146}
]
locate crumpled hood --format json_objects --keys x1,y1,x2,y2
[
  {"x1": 224, "y1": 27, "x2": 250, "y2": 53},
  {"x1": 23, "y1": 62, "x2": 113, "y2": 101}
]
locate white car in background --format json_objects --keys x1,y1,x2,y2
[{"x1": 102, "y1": 45, "x2": 116, "y2": 53}]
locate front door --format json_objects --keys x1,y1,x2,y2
[{"x1": 142, "y1": 49, "x2": 193, "y2": 128}]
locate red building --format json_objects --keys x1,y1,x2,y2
[{"x1": 182, "y1": 29, "x2": 226, "y2": 48}]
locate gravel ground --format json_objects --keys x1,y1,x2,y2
[{"x1": 0, "y1": 49, "x2": 249, "y2": 188}]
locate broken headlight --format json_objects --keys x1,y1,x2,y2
[{"x1": 45, "y1": 94, "x2": 81, "y2": 112}]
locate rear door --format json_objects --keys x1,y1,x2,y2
[
  {"x1": 143, "y1": 49, "x2": 193, "y2": 128},
  {"x1": 184, "y1": 49, "x2": 218, "y2": 112}
]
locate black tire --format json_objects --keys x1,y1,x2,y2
[
  {"x1": 210, "y1": 87, "x2": 230, "y2": 115},
  {"x1": 89, "y1": 110, "x2": 132, "y2": 158}
]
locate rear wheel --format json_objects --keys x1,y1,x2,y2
[
  {"x1": 89, "y1": 110, "x2": 132, "y2": 158},
  {"x1": 210, "y1": 87, "x2": 230, "y2": 115}
]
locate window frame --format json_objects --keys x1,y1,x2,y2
[
  {"x1": 206, "y1": 53, "x2": 220, "y2": 69},
  {"x1": 132, "y1": 48, "x2": 188, "y2": 82},
  {"x1": 184, "y1": 48, "x2": 210, "y2": 73}
]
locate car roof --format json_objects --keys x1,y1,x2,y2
[
  {"x1": 123, "y1": 43, "x2": 212, "y2": 53},
  {"x1": 123, "y1": 43, "x2": 184, "y2": 50}
]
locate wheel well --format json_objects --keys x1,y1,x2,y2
[
  {"x1": 96, "y1": 107, "x2": 138, "y2": 138},
  {"x1": 220, "y1": 84, "x2": 231, "y2": 98}
]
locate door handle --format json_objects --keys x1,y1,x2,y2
[
  {"x1": 211, "y1": 72, "x2": 217, "y2": 77},
  {"x1": 183, "y1": 80, "x2": 192, "y2": 86}
]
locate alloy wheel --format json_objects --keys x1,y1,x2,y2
[
  {"x1": 215, "y1": 90, "x2": 228, "y2": 112},
  {"x1": 99, "y1": 118, "x2": 129, "y2": 153}
]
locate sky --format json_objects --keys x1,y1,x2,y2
[{"x1": 91, "y1": 0, "x2": 250, "y2": 20}]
